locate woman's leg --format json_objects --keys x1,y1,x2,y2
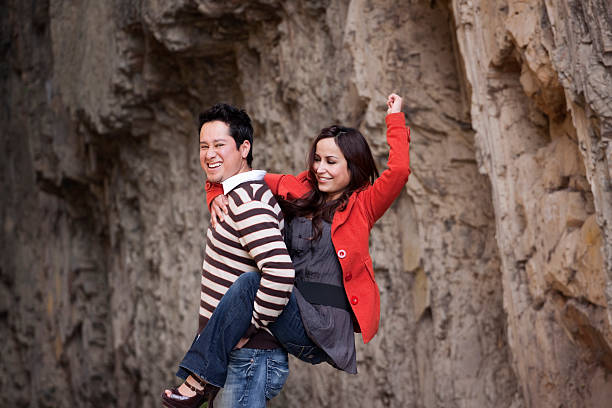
[
  {"x1": 173, "y1": 270, "x2": 326, "y2": 395},
  {"x1": 176, "y1": 271, "x2": 261, "y2": 387},
  {"x1": 268, "y1": 292, "x2": 327, "y2": 365}
]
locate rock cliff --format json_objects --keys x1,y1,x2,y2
[{"x1": 1, "y1": 0, "x2": 610, "y2": 407}]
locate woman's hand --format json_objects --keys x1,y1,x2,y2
[
  {"x1": 210, "y1": 194, "x2": 229, "y2": 228},
  {"x1": 387, "y1": 93, "x2": 403, "y2": 114}
]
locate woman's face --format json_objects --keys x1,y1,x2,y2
[{"x1": 313, "y1": 138, "x2": 351, "y2": 201}]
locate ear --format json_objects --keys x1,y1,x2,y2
[{"x1": 239, "y1": 140, "x2": 251, "y2": 159}]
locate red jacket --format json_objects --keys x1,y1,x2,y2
[{"x1": 206, "y1": 113, "x2": 410, "y2": 343}]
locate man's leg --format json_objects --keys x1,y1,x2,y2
[{"x1": 213, "y1": 348, "x2": 289, "y2": 408}]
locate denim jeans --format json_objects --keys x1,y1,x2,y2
[
  {"x1": 177, "y1": 272, "x2": 326, "y2": 393},
  {"x1": 213, "y1": 348, "x2": 288, "y2": 408}
]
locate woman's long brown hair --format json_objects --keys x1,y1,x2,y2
[{"x1": 279, "y1": 125, "x2": 379, "y2": 241}]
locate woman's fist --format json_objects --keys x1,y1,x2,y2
[{"x1": 387, "y1": 93, "x2": 402, "y2": 114}]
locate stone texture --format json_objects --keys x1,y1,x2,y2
[
  {"x1": 452, "y1": 0, "x2": 612, "y2": 407},
  {"x1": 1, "y1": 1, "x2": 610, "y2": 407}
]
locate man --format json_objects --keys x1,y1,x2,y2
[{"x1": 163, "y1": 104, "x2": 294, "y2": 408}]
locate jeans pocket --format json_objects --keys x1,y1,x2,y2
[
  {"x1": 227, "y1": 350, "x2": 255, "y2": 374},
  {"x1": 266, "y1": 356, "x2": 289, "y2": 400}
]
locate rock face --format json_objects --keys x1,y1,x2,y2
[{"x1": 1, "y1": 0, "x2": 610, "y2": 407}]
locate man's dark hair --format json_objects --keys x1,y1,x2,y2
[{"x1": 198, "y1": 103, "x2": 254, "y2": 166}]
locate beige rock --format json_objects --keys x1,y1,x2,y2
[
  {"x1": 1, "y1": 0, "x2": 611, "y2": 407},
  {"x1": 452, "y1": 0, "x2": 612, "y2": 407}
]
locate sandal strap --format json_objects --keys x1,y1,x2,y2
[
  {"x1": 161, "y1": 387, "x2": 205, "y2": 407},
  {"x1": 191, "y1": 375, "x2": 207, "y2": 388},
  {"x1": 183, "y1": 381, "x2": 204, "y2": 395}
]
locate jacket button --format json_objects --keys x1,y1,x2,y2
[
  {"x1": 345, "y1": 273, "x2": 352, "y2": 282},
  {"x1": 337, "y1": 249, "x2": 346, "y2": 259},
  {"x1": 351, "y1": 296, "x2": 358, "y2": 305}
]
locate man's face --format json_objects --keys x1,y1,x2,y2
[{"x1": 199, "y1": 121, "x2": 250, "y2": 183}]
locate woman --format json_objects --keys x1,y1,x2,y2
[{"x1": 163, "y1": 93, "x2": 410, "y2": 407}]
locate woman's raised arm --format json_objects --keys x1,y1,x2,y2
[{"x1": 360, "y1": 93, "x2": 411, "y2": 227}]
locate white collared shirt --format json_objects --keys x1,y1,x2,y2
[{"x1": 221, "y1": 170, "x2": 267, "y2": 194}]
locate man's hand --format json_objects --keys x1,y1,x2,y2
[
  {"x1": 387, "y1": 93, "x2": 403, "y2": 114},
  {"x1": 211, "y1": 194, "x2": 229, "y2": 228},
  {"x1": 234, "y1": 337, "x2": 250, "y2": 349}
]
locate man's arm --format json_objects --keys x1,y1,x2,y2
[{"x1": 229, "y1": 194, "x2": 295, "y2": 338}]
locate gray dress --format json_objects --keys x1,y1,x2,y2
[{"x1": 286, "y1": 217, "x2": 358, "y2": 374}]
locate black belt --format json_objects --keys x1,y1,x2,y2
[{"x1": 296, "y1": 281, "x2": 351, "y2": 311}]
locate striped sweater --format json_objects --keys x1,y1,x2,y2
[{"x1": 199, "y1": 179, "x2": 295, "y2": 344}]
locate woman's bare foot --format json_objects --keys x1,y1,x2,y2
[{"x1": 164, "y1": 375, "x2": 205, "y2": 399}]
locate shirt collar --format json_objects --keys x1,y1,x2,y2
[{"x1": 222, "y1": 170, "x2": 267, "y2": 194}]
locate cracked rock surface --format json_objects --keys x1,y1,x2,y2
[{"x1": 1, "y1": 1, "x2": 610, "y2": 407}]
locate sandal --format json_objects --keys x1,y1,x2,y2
[{"x1": 161, "y1": 376, "x2": 219, "y2": 408}]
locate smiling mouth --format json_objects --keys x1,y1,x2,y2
[{"x1": 208, "y1": 162, "x2": 222, "y2": 169}]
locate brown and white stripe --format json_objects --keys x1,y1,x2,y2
[{"x1": 198, "y1": 180, "x2": 294, "y2": 335}]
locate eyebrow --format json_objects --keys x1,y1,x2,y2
[
  {"x1": 316, "y1": 153, "x2": 339, "y2": 159},
  {"x1": 200, "y1": 139, "x2": 228, "y2": 144}
]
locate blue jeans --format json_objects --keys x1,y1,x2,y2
[
  {"x1": 177, "y1": 272, "x2": 326, "y2": 396},
  {"x1": 213, "y1": 348, "x2": 288, "y2": 407}
]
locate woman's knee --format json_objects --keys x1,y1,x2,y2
[{"x1": 231, "y1": 271, "x2": 261, "y2": 295}]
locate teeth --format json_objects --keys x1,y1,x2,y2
[{"x1": 208, "y1": 163, "x2": 221, "y2": 168}]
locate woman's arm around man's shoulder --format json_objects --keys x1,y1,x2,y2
[
  {"x1": 264, "y1": 171, "x2": 311, "y2": 200},
  {"x1": 205, "y1": 171, "x2": 312, "y2": 227}
]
